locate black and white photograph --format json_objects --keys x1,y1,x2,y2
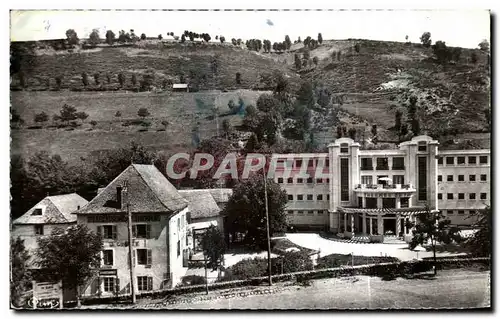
[{"x1": 8, "y1": 7, "x2": 491, "y2": 311}]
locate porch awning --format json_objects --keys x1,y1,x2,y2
[{"x1": 338, "y1": 206, "x2": 428, "y2": 216}]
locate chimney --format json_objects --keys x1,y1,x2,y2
[{"x1": 116, "y1": 186, "x2": 123, "y2": 209}]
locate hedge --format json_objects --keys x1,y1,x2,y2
[{"x1": 80, "y1": 257, "x2": 490, "y2": 306}]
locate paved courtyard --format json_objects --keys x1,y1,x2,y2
[{"x1": 285, "y1": 233, "x2": 467, "y2": 261}]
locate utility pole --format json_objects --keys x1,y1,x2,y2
[
  {"x1": 204, "y1": 256, "x2": 209, "y2": 295},
  {"x1": 124, "y1": 182, "x2": 136, "y2": 304},
  {"x1": 263, "y1": 170, "x2": 272, "y2": 286}
]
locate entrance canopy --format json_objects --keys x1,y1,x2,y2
[{"x1": 338, "y1": 206, "x2": 428, "y2": 216}]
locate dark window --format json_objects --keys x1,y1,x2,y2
[
  {"x1": 133, "y1": 224, "x2": 151, "y2": 239},
  {"x1": 481, "y1": 174, "x2": 487, "y2": 181},
  {"x1": 297, "y1": 178, "x2": 303, "y2": 184},
  {"x1": 438, "y1": 157, "x2": 443, "y2": 165},
  {"x1": 307, "y1": 194, "x2": 313, "y2": 201},
  {"x1": 447, "y1": 193, "x2": 453, "y2": 200},
  {"x1": 468, "y1": 156, "x2": 477, "y2": 164},
  {"x1": 103, "y1": 277, "x2": 116, "y2": 292},
  {"x1": 307, "y1": 177, "x2": 313, "y2": 184},
  {"x1": 277, "y1": 178, "x2": 283, "y2": 183},
  {"x1": 308, "y1": 210, "x2": 314, "y2": 215},
  {"x1": 340, "y1": 158, "x2": 349, "y2": 201},
  {"x1": 317, "y1": 194, "x2": 323, "y2": 201},
  {"x1": 307, "y1": 159, "x2": 314, "y2": 168},
  {"x1": 480, "y1": 193, "x2": 487, "y2": 200},
  {"x1": 418, "y1": 142, "x2": 427, "y2": 152},
  {"x1": 376, "y1": 158, "x2": 389, "y2": 170},
  {"x1": 393, "y1": 175, "x2": 404, "y2": 185},
  {"x1": 325, "y1": 159, "x2": 330, "y2": 167},
  {"x1": 365, "y1": 198, "x2": 377, "y2": 209},
  {"x1": 318, "y1": 210, "x2": 325, "y2": 215},
  {"x1": 438, "y1": 175, "x2": 442, "y2": 182},
  {"x1": 103, "y1": 250, "x2": 114, "y2": 266},
  {"x1": 99, "y1": 225, "x2": 117, "y2": 240},
  {"x1": 418, "y1": 157, "x2": 427, "y2": 201},
  {"x1": 34, "y1": 225, "x2": 44, "y2": 235},
  {"x1": 326, "y1": 178, "x2": 330, "y2": 183},
  {"x1": 358, "y1": 197, "x2": 363, "y2": 208},
  {"x1": 316, "y1": 178, "x2": 323, "y2": 183},
  {"x1": 446, "y1": 157, "x2": 454, "y2": 165},
  {"x1": 361, "y1": 158, "x2": 373, "y2": 170},
  {"x1": 469, "y1": 193, "x2": 476, "y2": 200},
  {"x1": 327, "y1": 194, "x2": 330, "y2": 200},
  {"x1": 447, "y1": 175, "x2": 453, "y2": 182},
  {"x1": 438, "y1": 193, "x2": 443, "y2": 200},
  {"x1": 392, "y1": 157, "x2": 405, "y2": 170},
  {"x1": 136, "y1": 249, "x2": 152, "y2": 265},
  {"x1": 480, "y1": 156, "x2": 488, "y2": 164},
  {"x1": 287, "y1": 210, "x2": 294, "y2": 215},
  {"x1": 297, "y1": 195, "x2": 304, "y2": 200},
  {"x1": 32, "y1": 208, "x2": 43, "y2": 216},
  {"x1": 469, "y1": 175, "x2": 476, "y2": 182},
  {"x1": 457, "y1": 210, "x2": 464, "y2": 215},
  {"x1": 295, "y1": 159, "x2": 303, "y2": 168},
  {"x1": 400, "y1": 198, "x2": 409, "y2": 208},
  {"x1": 382, "y1": 198, "x2": 396, "y2": 209},
  {"x1": 458, "y1": 193, "x2": 465, "y2": 200},
  {"x1": 137, "y1": 276, "x2": 153, "y2": 291},
  {"x1": 447, "y1": 210, "x2": 453, "y2": 215},
  {"x1": 340, "y1": 143, "x2": 349, "y2": 153},
  {"x1": 288, "y1": 195, "x2": 293, "y2": 200},
  {"x1": 177, "y1": 240, "x2": 180, "y2": 256},
  {"x1": 457, "y1": 157, "x2": 465, "y2": 164},
  {"x1": 458, "y1": 175, "x2": 464, "y2": 182},
  {"x1": 297, "y1": 210, "x2": 304, "y2": 215},
  {"x1": 287, "y1": 177, "x2": 293, "y2": 184}
]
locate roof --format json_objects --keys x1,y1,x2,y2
[
  {"x1": 13, "y1": 193, "x2": 87, "y2": 225},
  {"x1": 77, "y1": 164, "x2": 188, "y2": 215},
  {"x1": 172, "y1": 83, "x2": 188, "y2": 89},
  {"x1": 179, "y1": 190, "x2": 221, "y2": 219},
  {"x1": 338, "y1": 207, "x2": 429, "y2": 216},
  {"x1": 206, "y1": 188, "x2": 233, "y2": 204}
]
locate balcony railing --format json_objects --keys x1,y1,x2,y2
[
  {"x1": 360, "y1": 166, "x2": 374, "y2": 171},
  {"x1": 376, "y1": 165, "x2": 389, "y2": 170},
  {"x1": 354, "y1": 184, "x2": 414, "y2": 191}
]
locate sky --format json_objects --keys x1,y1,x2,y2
[{"x1": 10, "y1": 9, "x2": 490, "y2": 48}]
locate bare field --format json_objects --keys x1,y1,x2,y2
[{"x1": 11, "y1": 90, "x2": 266, "y2": 162}]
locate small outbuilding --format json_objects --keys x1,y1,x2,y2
[{"x1": 172, "y1": 83, "x2": 189, "y2": 92}]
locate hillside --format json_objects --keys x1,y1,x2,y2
[{"x1": 10, "y1": 38, "x2": 491, "y2": 165}]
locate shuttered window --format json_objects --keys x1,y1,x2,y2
[
  {"x1": 133, "y1": 224, "x2": 151, "y2": 239},
  {"x1": 340, "y1": 158, "x2": 349, "y2": 201},
  {"x1": 138, "y1": 276, "x2": 153, "y2": 291},
  {"x1": 98, "y1": 225, "x2": 117, "y2": 240}
]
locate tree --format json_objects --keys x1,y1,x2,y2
[
  {"x1": 235, "y1": 72, "x2": 241, "y2": 85},
  {"x1": 118, "y1": 73, "x2": 125, "y2": 87},
  {"x1": 10, "y1": 237, "x2": 32, "y2": 308},
  {"x1": 181, "y1": 34, "x2": 186, "y2": 43},
  {"x1": 106, "y1": 73, "x2": 111, "y2": 84},
  {"x1": 336, "y1": 126, "x2": 343, "y2": 138},
  {"x1": 36, "y1": 224, "x2": 103, "y2": 307},
  {"x1": 420, "y1": 32, "x2": 432, "y2": 48},
  {"x1": 59, "y1": 104, "x2": 78, "y2": 124},
  {"x1": 257, "y1": 93, "x2": 280, "y2": 113},
  {"x1": 348, "y1": 127, "x2": 356, "y2": 140},
  {"x1": 451, "y1": 47, "x2": 462, "y2": 62},
  {"x1": 231, "y1": 38, "x2": 237, "y2": 46},
  {"x1": 466, "y1": 207, "x2": 491, "y2": 257},
  {"x1": 354, "y1": 43, "x2": 360, "y2": 53},
  {"x1": 228, "y1": 99, "x2": 236, "y2": 112},
  {"x1": 294, "y1": 53, "x2": 302, "y2": 70},
  {"x1": 471, "y1": 52, "x2": 478, "y2": 64},
  {"x1": 318, "y1": 33, "x2": 323, "y2": 44},
  {"x1": 75, "y1": 111, "x2": 89, "y2": 123},
  {"x1": 55, "y1": 76, "x2": 62, "y2": 90},
  {"x1": 140, "y1": 33, "x2": 146, "y2": 40},
  {"x1": 65, "y1": 29, "x2": 79, "y2": 46},
  {"x1": 303, "y1": 49, "x2": 310, "y2": 61},
  {"x1": 411, "y1": 118, "x2": 420, "y2": 135},
  {"x1": 478, "y1": 39, "x2": 489, "y2": 52},
  {"x1": 88, "y1": 29, "x2": 100, "y2": 46},
  {"x1": 131, "y1": 74, "x2": 137, "y2": 86},
  {"x1": 296, "y1": 81, "x2": 315, "y2": 108},
  {"x1": 115, "y1": 111, "x2": 122, "y2": 118},
  {"x1": 34, "y1": 112, "x2": 49, "y2": 124},
  {"x1": 284, "y1": 35, "x2": 291, "y2": 50},
  {"x1": 407, "y1": 207, "x2": 461, "y2": 275},
  {"x1": 371, "y1": 124, "x2": 377, "y2": 137},
  {"x1": 222, "y1": 119, "x2": 231, "y2": 138},
  {"x1": 201, "y1": 225, "x2": 226, "y2": 271},
  {"x1": 81, "y1": 72, "x2": 89, "y2": 87},
  {"x1": 94, "y1": 73, "x2": 100, "y2": 85},
  {"x1": 220, "y1": 36, "x2": 225, "y2": 44},
  {"x1": 312, "y1": 56, "x2": 319, "y2": 66},
  {"x1": 433, "y1": 40, "x2": 452, "y2": 64},
  {"x1": 483, "y1": 108, "x2": 491, "y2": 131},
  {"x1": 137, "y1": 107, "x2": 150, "y2": 119},
  {"x1": 395, "y1": 110, "x2": 402, "y2": 130},
  {"x1": 225, "y1": 174, "x2": 288, "y2": 249},
  {"x1": 105, "y1": 30, "x2": 115, "y2": 45},
  {"x1": 158, "y1": 34, "x2": 163, "y2": 40}
]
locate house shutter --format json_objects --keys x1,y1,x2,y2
[
  {"x1": 112, "y1": 226, "x2": 118, "y2": 239},
  {"x1": 115, "y1": 277, "x2": 120, "y2": 294},
  {"x1": 132, "y1": 225, "x2": 137, "y2": 238},
  {"x1": 147, "y1": 277, "x2": 153, "y2": 291},
  {"x1": 147, "y1": 249, "x2": 152, "y2": 266},
  {"x1": 146, "y1": 224, "x2": 151, "y2": 239},
  {"x1": 132, "y1": 250, "x2": 136, "y2": 265},
  {"x1": 97, "y1": 226, "x2": 102, "y2": 237}
]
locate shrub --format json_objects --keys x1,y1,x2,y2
[
  {"x1": 90, "y1": 120, "x2": 97, "y2": 128},
  {"x1": 137, "y1": 108, "x2": 150, "y2": 118},
  {"x1": 180, "y1": 275, "x2": 206, "y2": 286},
  {"x1": 115, "y1": 111, "x2": 122, "y2": 117}
]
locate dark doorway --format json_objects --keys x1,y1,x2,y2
[{"x1": 383, "y1": 218, "x2": 396, "y2": 235}]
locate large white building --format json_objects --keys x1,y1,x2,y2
[{"x1": 272, "y1": 135, "x2": 490, "y2": 242}]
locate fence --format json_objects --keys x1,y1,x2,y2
[{"x1": 79, "y1": 256, "x2": 490, "y2": 306}]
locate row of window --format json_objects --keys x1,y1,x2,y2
[
  {"x1": 276, "y1": 158, "x2": 330, "y2": 169},
  {"x1": 101, "y1": 276, "x2": 153, "y2": 293},
  {"x1": 360, "y1": 175, "x2": 405, "y2": 185},
  {"x1": 288, "y1": 194, "x2": 330, "y2": 201},
  {"x1": 360, "y1": 157, "x2": 405, "y2": 171},
  {"x1": 277, "y1": 177, "x2": 330, "y2": 184},
  {"x1": 438, "y1": 174, "x2": 488, "y2": 182},
  {"x1": 442, "y1": 210, "x2": 476, "y2": 216},
  {"x1": 438, "y1": 155, "x2": 488, "y2": 165},
  {"x1": 438, "y1": 193, "x2": 488, "y2": 200},
  {"x1": 287, "y1": 210, "x2": 327, "y2": 215}
]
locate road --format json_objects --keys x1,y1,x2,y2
[{"x1": 161, "y1": 270, "x2": 490, "y2": 310}]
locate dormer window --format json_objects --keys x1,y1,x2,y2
[
  {"x1": 340, "y1": 143, "x2": 349, "y2": 153},
  {"x1": 418, "y1": 141, "x2": 427, "y2": 152},
  {"x1": 31, "y1": 208, "x2": 43, "y2": 216}
]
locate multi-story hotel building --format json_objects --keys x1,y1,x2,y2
[{"x1": 272, "y1": 135, "x2": 490, "y2": 242}]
